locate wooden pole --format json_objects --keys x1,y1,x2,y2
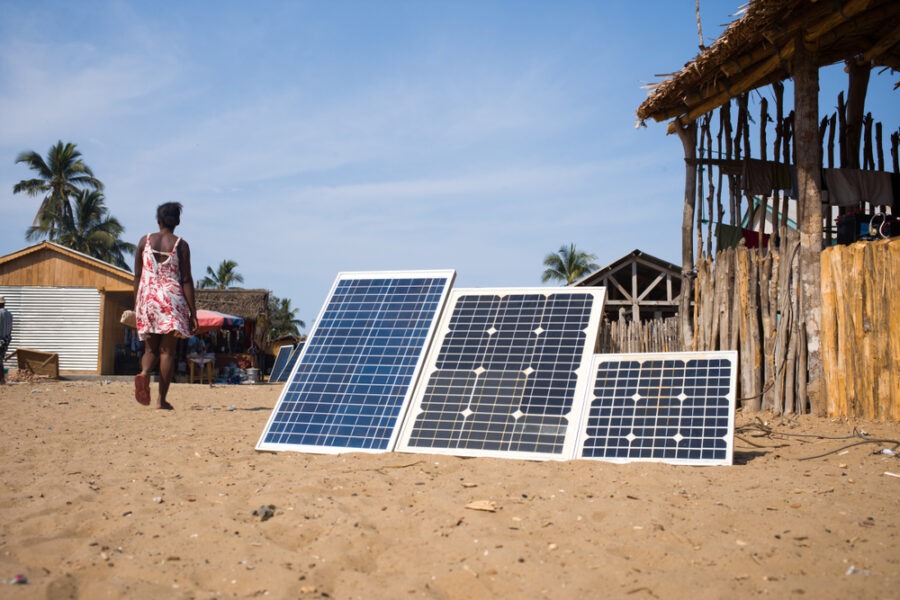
[
  {"x1": 845, "y1": 60, "x2": 871, "y2": 170},
  {"x1": 792, "y1": 36, "x2": 824, "y2": 414},
  {"x1": 676, "y1": 120, "x2": 698, "y2": 351}
]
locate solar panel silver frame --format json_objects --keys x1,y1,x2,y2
[
  {"x1": 573, "y1": 351, "x2": 738, "y2": 466},
  {"x1": 396, "y1": 287, "x2": 606, "y2": 461},
  {"x1": 273, "y1": 341, "x2": 304, "y2": 384},
  {"x1": 256, "y1": 269, "x2": 455, "y2": 454},
  {"x1": 268, "y1": 344, "x2": 294, "y2": 383}
]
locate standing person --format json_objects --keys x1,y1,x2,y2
[
  {"x1": 133, "y1": 202, "x2": 199, "y2": 409},
  {"x1": 0, "y1": 296, "x2": 12, "y2": 384}
]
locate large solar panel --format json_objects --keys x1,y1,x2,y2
[
  {"x1": 268, "y1": 345, "x2": 294, "y2": 383},
  {"x1": 257, "y1": 270, "x2": 455, "y2": 454},
  {"x1": 396, "y1": 287, "x2": 606, "y2": 460},
  {"x1": 574, "y1": 351, "x2": 737, "y2": 466}
]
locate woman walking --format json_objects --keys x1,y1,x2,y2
[{"x1": 133, "y1": 202, "x2": 198, "y2": 409}]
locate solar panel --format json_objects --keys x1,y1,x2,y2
[
  {"x1": 269, "y1": 341, "x2": 304, "y2": 384},
  {"x1": 396, "y1": 287, "x2": 606, "y2": 460},
  {"x1": 268, "y1": 344, "x2": 294, "y2": 383},
  {"x1": 574, "y1": 351, "x2": 737, "y2": 466},
  {"x1": 257, "y1": 270, "x2": 455, "y2": 454}
]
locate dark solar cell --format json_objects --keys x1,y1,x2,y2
[
  {"x1": 576, "y1": 352, "x2": 737, "y2": 465},
  {"x1": 398, "y1": 288, "x2": 605, "y2": 460}
]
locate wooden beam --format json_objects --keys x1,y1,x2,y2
[
  {"x1": 637, "y1": 272, "x2": 666, "y2": 302},
  {"x1": 861, "y1": 22, "x2": 900, "y2": 63},
  {"x1": 802, "y1": 0, "x2": 874, "y2": 42}
]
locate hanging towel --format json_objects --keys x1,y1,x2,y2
[
  {"x1": 858, "y1": 171, "x2": 893, "y2": 207},
  {"x1": 823, "y1": 168, "x2": 861, "y2": 207},
  {"x1": 741, "y1": 159, "x2": 775, "y2": 195}
]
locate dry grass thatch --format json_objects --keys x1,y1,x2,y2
[
  {"x1": 637, "y1": 0, "x2": 900, "y2": 125},
  {"x1": 195, "y1": 288, "x2": 270, "y2": 322}
]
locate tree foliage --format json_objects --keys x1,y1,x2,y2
[
  {"x1": 541, "y1": 243, "x2": 599, "y2": 285},
  {"x1": 27, "y1": 189, "x2": 136, "y2": 269},
  {"x1": 199, "y1": 260, "x2": 244, "y2": 289},
  {"x1": 266, "y1": 295, "x2": 306, "y2": 341},
  {"x1": 13, "y1": 141, "x2": 104, "y2": 239}
]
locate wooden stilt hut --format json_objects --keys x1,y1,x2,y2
[{"x1": 635, "y1": 0, "x2": 899, "y2": 419}]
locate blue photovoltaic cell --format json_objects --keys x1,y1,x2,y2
[
  {"x1": 575, "y1": 352, "x2": 737, "y2": 466},
  {"x1": 257, "y1": 271, "x2": 454, "y2": 453},
  {"x1": 270, "y1": 341, "x2": 304, "y2": 384},
  {"x1": 268, "y1": 345, "x2": 294, "y2": 383},
  {"x1": 397, "y1": 288, "x2": 605, "y2": 460}
]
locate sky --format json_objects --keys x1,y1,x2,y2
[{"x1": 1, "y1": 1, "x2": 897, "y2": 330}]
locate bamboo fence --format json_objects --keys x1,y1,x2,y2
[{"x1": 821, "y1": 238, "x2": 900, "y2": 420}]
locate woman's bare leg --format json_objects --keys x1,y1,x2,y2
[
  {"x1": 157, "y1": 334, "x2": 178, "y2": 409},
  {"x1": 141, "y1": 334, "x2": 160, "y2": 374}
]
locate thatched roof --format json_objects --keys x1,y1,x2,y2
[
  {"x1": 636, "y1": 0, "x2": 899, "y2": 128},
  {"x1": 195, "y1": 288, "x2": 269, "y2": 322}
]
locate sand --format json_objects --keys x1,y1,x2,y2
[{"x1": 0, "y1": 379, "x2": 898, "y2": 599}]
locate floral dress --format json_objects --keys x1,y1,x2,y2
[{"x1": 135, "y1": 234, "x2": 192, "y2": 340}]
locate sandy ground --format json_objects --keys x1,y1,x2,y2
[{"x1": 0, "y1": 379, "x2": 898, "y2": 599}]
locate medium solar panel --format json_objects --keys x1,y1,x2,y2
[
  {"x1": 575, "y1": 351, "x2": 737, "y2": 466},
  {"x1": 257, "y1": 270, "x2": 455, "y2": 454},
  {"x1": 268, "y1": 344, "x2": 294, "y2": 383},
  {"x1": 396, "y1": 287, "x2": 605, "y2": 460}
]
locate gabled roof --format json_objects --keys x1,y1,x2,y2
[
  {"x1": 0, "y1": 241, "x2": 133, "y2": 288},
  {"x1": 636, "y1": 0, "x2": 899, "y2": 128},
  {"x1": 574, "y1": 249, "x2": 681, "y2": 288}
]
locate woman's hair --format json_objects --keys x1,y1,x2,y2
[{"x1": 156, "y1": 202, "x2": 183, "y2": 228}]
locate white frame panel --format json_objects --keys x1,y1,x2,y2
[
  {"x1": 573, "y1": 350, "x2": 738, "y2": 466},
  {"x1": 396, "y1": 286, "x2": 606, "y2": 461},
  {"x1": 257, "y1": 269, "x2": 455, "y2": 454}
]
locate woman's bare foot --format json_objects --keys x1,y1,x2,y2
[{"x1": 158, "y1": 400, "x2": 174, "y2": 410}]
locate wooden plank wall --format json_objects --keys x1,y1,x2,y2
[
  {"x1": 821, "y1": 238, "x2": 900, "y2": 420},
  {"x1": 0, "y1": 248, "x2": 132, "y2": 292}
]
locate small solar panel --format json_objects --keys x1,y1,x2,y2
[
  {"x1": 257, "y1": 270, "x2": 455, "y2": 454},
  {"x1": 270, "y1": 341, "x2": 304, "y2": 384},
  {"x1": 396, "y1": 287, "x2": 605, "y2": 460},
  {"x1": 574, "y1": 351, "x2": 737, "y2": 466},
  {"x1": 268, "y1": 345, "x2": 294, "y2": 383}
]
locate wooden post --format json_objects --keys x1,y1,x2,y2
[
  {"x1": 792, "y1": 37, "x2": 824, "y2": 414},
  {"x1": 845, "y1": 59, "x2": 871, "y2": 170},
  {"x1": 675, "y1": 120, "x2": 697, "y2": 351}
]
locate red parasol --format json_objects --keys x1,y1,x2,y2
[{"x1": 195, "y1": 309, "x2": 245, "y2": 334}]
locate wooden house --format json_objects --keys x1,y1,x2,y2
[
  {"x1": 635, "y1": 0, "x2": 899, "y2": 419},
  {"x1": 0, "y1": 241, "x2": 135, "y2": 375},
  {"x1": 574, "y1": 249, "x2": 681, "y2": 322}
]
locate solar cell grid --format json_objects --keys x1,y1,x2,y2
[
  {"x1": 397, "y1": 287, "x2": 605, "y2": 460},
  {"x1": 268, "y1": 345, "x2": 294, "y2": 382},
  {"x1": 575, "y1": 351, "x2": 737, "y2": 465},
  {"x1": 257, "y1": 271, "x2": 455, "y2": 454}
]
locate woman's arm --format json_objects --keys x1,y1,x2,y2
[
  {"x1": 133, "y1": 235, "x2": 146, "y2": 304},
  {"x1": 178, "y1": 240, "x2": 199, "y2": 333}
]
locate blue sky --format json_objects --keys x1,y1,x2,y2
[{"x1": 1, "y1": 1, "x2": 896, "y2": 329}]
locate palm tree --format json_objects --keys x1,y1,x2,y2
[
  {"x1": 13, "y1": 141, "x2": 104, "y2": 239},
  {"x1": 27, "y1": 189, "x2": 135, "y2": 269},
  {"x1": 267, "y1": 296, "x2": 306, "y2": 340},
  {"x1": 199, "y1": 260, "x2": 244, "y2": 289},
  {"x1": 541, "y1": 243, "x2": 600, "y2": 285}
]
